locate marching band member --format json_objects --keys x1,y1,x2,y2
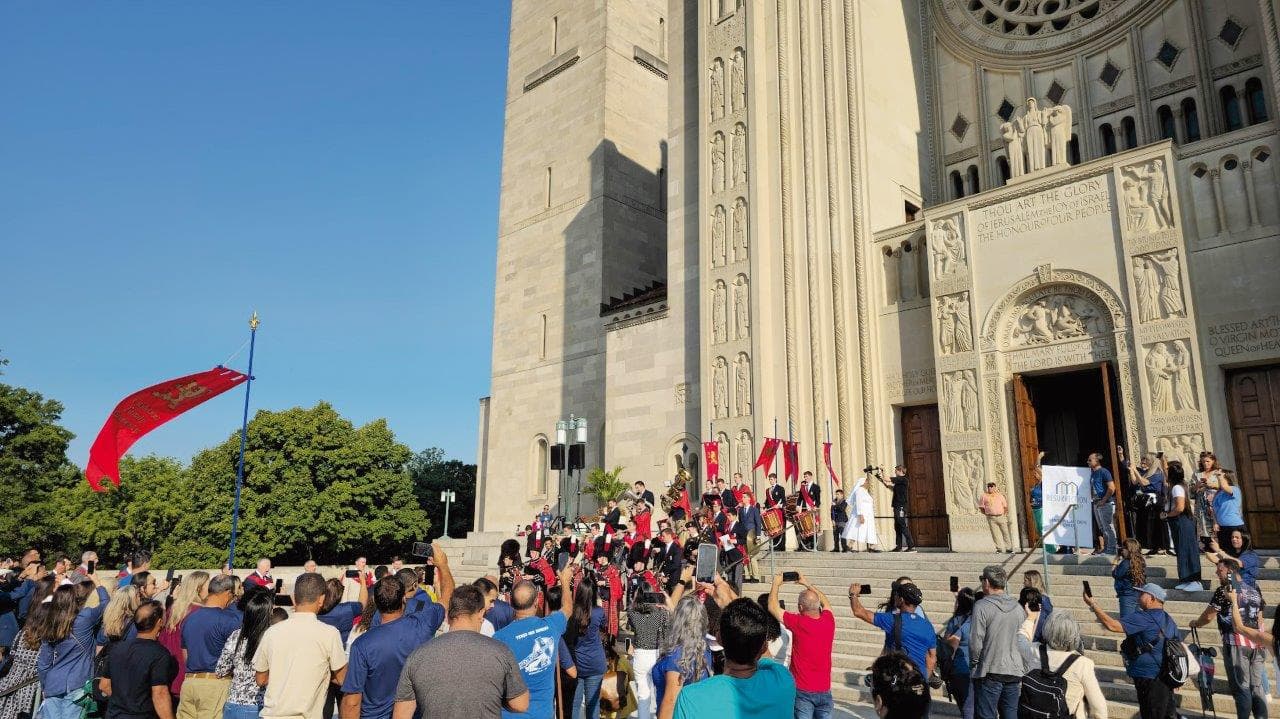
[
  {"x1": 764, "y1": 473, "x2": 787, "y2": 552},
  {"x1": 717, "y1": 506, "x2": 748, "y2": 594},
  {"x1": 717, "y1": 478, "x2": 739, "y2": 511},
  {"x1": 632, "y1": 481, "x2": 656, "y2": 539},
  {"x1": 797, "y1": 470, "x2": 822, "y2": 551}
]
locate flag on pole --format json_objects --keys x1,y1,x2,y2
[
  {"x1": 703, "y1": 441, "x2": 721, "y2": 482},
  {"x1": 823, "y1": 441, "x2": 841, "y2": 489},
  {"x1": 753, "y1": 437, "x2": 781, "y2": 475},
  {"x1": 85, "y1": 367, "x2": 248, "y2": 491},
  {"x1": 782, "y1": 440, "x2": 800, "y2": 483}
]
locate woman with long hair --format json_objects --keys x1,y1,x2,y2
[
  {"x1": 942, "y1": 588, "x2": 976, "y2": 719},
  {"x1": 1023, "y1": 570, "x2": 1053, "y2": 641},
  {"x1": 0, "y1": 577, "x2": 56, "y2": 719},
  {"x1": 215, "y1": 588, "x2": 277, "y2": 719},
  {"x1": 626, "y1": 592, "x2": 672, "y2": 719},
  {"x1": 1208, "y1": 528, "x2": 1261, "y2": 586},
  {"x1": 1194, "y1": 451, "x2": 1224, "y2": 550},
  {"x1": 1161, "y1": 461, "x2": 1203, "y2": 591},
  {"x1": 158, "y1": 569, "x2": 210, "y2": 702},
  {"x1": 34, "y1": 576, "x2": 109, "y2": 705},
  {"x1": 565, "y1": 580, "x2": 606, "y2": 719},
  {"x1": 869, "y1": 651, "x2": 931, "y2": 719},
  {"x1": 1112, "y1": 538, "x2": 1146, "y2": 617},
  {"x1": 653, "y1": 596, "x2": 712, "y2": 719},
  {"x1": 99, "y1": 585, "x2": 141, "y2": 645}
]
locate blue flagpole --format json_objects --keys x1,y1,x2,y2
[{"x1": 227, "y1": 312, "x2": 260, "y2": 570}]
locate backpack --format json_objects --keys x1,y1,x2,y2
[
  {"x1": 1018, "y1": 645, "x2": 1079, "y2": 719},
  {"x1": 1156, "y1": 623, "x2": 1194, "y2": 687}
]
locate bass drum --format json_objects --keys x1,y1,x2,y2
[
  {"x1": 794, "y1": 510, "x2": 817, "y2": 539},
  {"x1": 761, "y1": 507, "x2": 786, "y2": 538}
]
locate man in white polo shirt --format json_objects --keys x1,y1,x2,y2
[{"x1": 253, "y1": 573, "x2": 348, "y2": 719}]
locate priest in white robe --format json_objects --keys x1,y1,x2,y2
[{"x1": 841, "y1": 476, "x2": 883, "y2": 552}]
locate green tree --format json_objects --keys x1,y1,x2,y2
[
  {"x1": 583, "y1": 466, "x2": 627, "y2": 510},
  {"x1": 406, "y1": 447, "x2": 476, "y2": 539},
  {"x1": 167, "y1": 402, "x2": 429, "y2": 567},
  {"x1": 0, "y1": 375, "x2": 80, "y2": 558},
  {"x1": 52, "y1": 455, "x2": 188, "y2": 566}
]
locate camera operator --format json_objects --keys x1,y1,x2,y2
[{"x1": 875, "y1": 465, "x2": 917, "y2": 553}]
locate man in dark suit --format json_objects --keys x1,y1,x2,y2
[
  {"x1": 657, "y1": 527, "x2": 683, "y2": 593},
  {"x1": 763, "y1": 473, "x2": 788, "y2": 552},
  {"x1": 602, "y1": 499, "x2": 623, "y2": 531},
  {"x1": 718, "y1": 478, "x2": 739, "y2": 512},
  {"x1": 798, "y1": 470, "x2": 822, "y2": 551},
  {"x1": 632, "y1": 481, "x2": 656, "y2": 510},
  {"x1": 718, "y1": 507, "x2": 749, "y2": 593}
]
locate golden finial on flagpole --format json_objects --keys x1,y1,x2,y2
[{"x1": 249, "y1": 311, "x2": 261, "y2": 331}]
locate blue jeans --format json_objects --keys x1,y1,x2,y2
[
  {"x1": 1117, "y1": 591, "x2": 1138, "y2": 619},
  {"x1": 1223, "y1": 644, "x2": 1268, "y2": 719},
  {"x1": 1094, "y1": 501, "x2": 1117, "y2": 554},
  {"x1": 794, "y1": 689, "x2": 834, "y2": 719},
  {"x1": 572, "y1": 673, "x2": 603, "y2": 719},
  {"x1": 36, "y1": 689, "x2": 87, "y2": 719},
  {"x1": 974, "y1": 676, "x2": 1020, "y2": 719},
  {"x1": 222, "y1": 703, "x2": 261, "y2": 719}
]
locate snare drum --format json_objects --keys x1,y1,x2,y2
[
  {"x1": 762, "y1": 507, "x2": 786, "y2": 538},
  {"x1": 795, "y1": 510, "x2": 818, "y2": 539}
]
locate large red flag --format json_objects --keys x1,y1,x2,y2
[
  {"x1": 823, "y1": 441, "x2": 841, "y2": 489},
  {"x1": 782, "y1": 440, "x2": 800, "y2": 483},
  {"x1": 703, "y1": 441, "x2": 721, "y2": 482},
  {"x1": 85, "y1": 367, "x2": 248, "y2": 491},
  {"x1": 752, "y1": 437, "x2": 781, "y2": 474}
]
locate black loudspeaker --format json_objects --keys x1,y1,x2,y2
[
  {"x1": 569, "y1": 443, "x2": 585, "y2": 470},
  {"x1": 551, "y1": 444, "x2": 566, "y2": 470}
]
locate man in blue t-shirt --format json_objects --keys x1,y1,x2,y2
[
  {"x1": 673, "y1": 597, "x2": 796, "y2": 719},
  {"x1": 493, "y1": 567, "x2": 574, "y2": 719},
  {"x1": 473, "y1": 577, "x2": 516, "y2": 632},
  {"x1": 1084, "y1": 582, "x2": 1178, "y2": 719},
  {"x1": 179, "y1": 574, "x2": 241, "y2": 719},
  {"x1": 1087, "y1": 452, "x2": 1117, "y2": 555},
  {"x1": 848, "y1": 580, "x2": 936, "y2": 680},
  {"x1": 341, "y1": 564, "x2": 451, "y2": 719}
]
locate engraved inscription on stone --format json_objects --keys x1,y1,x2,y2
[
  {"x1": 973, "y1": 177, "x2": 1111, "y2": 245},
  {"x1": 1006, "y1": 336, "x2": 1114, "y2": 373},
  {"x1": 1206, "y1": 314, "x2": 1280, "y2": 358},
  {"x1": 885, "y1": 369, "x2": 937, "y2": 398}
]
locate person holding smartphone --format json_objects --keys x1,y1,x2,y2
[
  {"x1": 766, "y1": 573, "x2": 836, "y2": 718},
  {"x1": 1189, "y1": 559, "x2": 1268, "y2": 719}
]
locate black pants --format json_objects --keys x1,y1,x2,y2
[
  {"x1": 321, "y1": 680, "x2": 341, "y2": 719},
  {"x1": 1133, "y1": 677, "x2": 1177, "y2": 719},
  {"x1": 833, "y1": 524, "x2": 848, "y2": 551},
  {"x1": 1139, "y1": 505, "x2": 1168, "y2": 551},
  {"x1": 893, "y1": 506, "x2": 916, "y2": 548}
]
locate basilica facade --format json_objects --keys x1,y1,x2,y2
[{"x1": 474, "y1": 0, "x2": 1280, "y2": 550}]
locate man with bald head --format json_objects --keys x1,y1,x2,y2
[
  {"x1": 101, "y1": 600, "x2": 178, "y2": 719},
  {"x1": 768, "y1": 572, "x2": 836, "y2": 719},
  {"x1": 492, "y1": 568, "x2": 573, "y2": 719}
]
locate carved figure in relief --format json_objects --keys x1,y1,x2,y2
[
  {"x1": 710, "y1": 60, "x2": 724, "y2": 121},
  {"x1": 958, "y1": 370, "x2": 979, "y2": 432},
  {"x1": 1050, "y1": 301, "x2": 1087, "y2": 339},
  {"x1": 1133, "y1": 257, "x2": 1161, "y2": 323},
  {"x1": 948, "y1": 450, "x2": 981, "y2": 514},
  {"x1": 735, "y1": 430, "x2": 752, "y2": 479},
  {"x1": 711, "y1": 134, "x2": 725, "y2": 192},
  {"x1": 1122, "y1": 160, "x2": 1173, "y2": 232},
  {"x1": 1123, "y1": 178, "x2": 1155, "y2": 232},
  {"x1": 1155, "y1": 434, "x2": 1205, "y2": 469},
  {"x1": 733, "y1": 276, "x2": 749, "y2": 339},
  {"x1": 1149, "y1": 250, "x2": 1185, "y2": 317},
  {"x1": 931, "y1": 219, "x2": 966, "y2": 276},
  {"x1": 1000, "y1": 121, "x2": 1025, "y2": 178},
  {"x1": 953, "y1": 294, "x2": 973, "y2": 352},
  {"x1": 1046, "y1": 104, "x2": 1073, "y2": 167},
  {"x1": 1022, "y1": 98, "x2": 1047, "y2": 172},
  {"x1": 732, "y1": 198, "x2": 748, "y2": 261},
  {"x1": 937, "y1": 294, "x2": 973, "y2": 355},
  {"x1": 1172, "y1": 340, "x2": 1198, "y2": 411},
  {"x1": 730, "y1": 49, "x2": 745, "y2": 113},
  {"x1": 712, "y1": 357, "x2": 728, "y2": 419},
  {"x1": 1145, "y1": 342, "x2": 1175, "y2": 414},
  {"x1": 734, "y1": 353, "x2": 751, "y2": 416},
  {"x1": 732, "y1": 124, "x2": 747, "y2": 187},
  {"x1": 1012, "y1": 295, "x2": 1102, "y2": 345},
  {"x1": 1016, "y1": 299, "x2": 1056, "y2": 344},
  {"x1": 712, "y1": 282, "x2": 728, "y2": 344},
  {"x1": 712, "y1": 206, "x2": 727, "y2": 267}
]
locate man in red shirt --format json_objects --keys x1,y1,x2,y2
[
  {"x1": 242, "y1": 557, "x2": 273, "y2": 589},
  {"x1": 767, "y1": 571, "x2": 836, "y2": 719}
]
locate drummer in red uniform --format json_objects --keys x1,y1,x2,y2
[{"x1": 763, "y1": 473, "x2": 788, "y2": 552}]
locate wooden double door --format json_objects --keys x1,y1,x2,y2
[
  {"x1": 1227, "y1": 365, "x2": 1280, "y2": 548},
  {"x1": 901, "y1": 405, "x2": 949, "y2": 547}
]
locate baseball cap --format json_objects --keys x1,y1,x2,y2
[
  {"x1": 1135, "y1": 582, "x2": 1166, "y2": 602},
  {"x1": 898, "y1": 583, "x2": 924, "y2": 606}
]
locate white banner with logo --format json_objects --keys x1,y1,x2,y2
[{"x1": 1041, "y1": 465, "x2": 1092, "y2": 548}]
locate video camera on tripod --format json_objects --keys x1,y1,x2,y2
[{"x1": 862, "y1": 464, "x2": 884, "y2": 477}]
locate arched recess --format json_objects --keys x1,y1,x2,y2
[
  {"x1": 981, "y1": 269, "x2": 1128, "y2": 350},
  {"x1": 530, "y1": 434, "x2": 551, "y2": 497},
  {"x1": 666, "y1": 433, "x2": 702, "y2": 498}
]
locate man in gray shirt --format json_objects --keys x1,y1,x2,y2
[
  {"x1": 969, "y1": 565, "x2": 1024, "y2": 719},
  {"x1": 392, "y1": 586, "x2": 528, "y2": 719}
]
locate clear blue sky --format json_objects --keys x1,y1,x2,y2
[{"x1": 1, "y1": 4, "x2": 511, "y2": 467}]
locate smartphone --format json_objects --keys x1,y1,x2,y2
[
  {"x1": 411, "y1": 542, "x2": 432, "y2": 558},
  {"x1": 695, "y1": 543, "x2": 718, "y2": 584},
  {"x1": 782, "y1": 571, "x2": 801, "y2": 582},
  {"x1": 422, "y1": 565, "x2": 436, "y2": 586},
  {"x1": 859, "y1": 584, "x2": 872, "y2": 595},
  {"x1": 272, "y1": 594, "x2": 293, "y2": 607},
  {"x1": 273, "y1": 578, "x2": 283, "y2": 594},
  {"x1": 950, "y1": 576, "x2": 959, "y2": 593},
  {"x1": 345, "y1": 569, "x2": 361, "y2": 579},
  {"x1": 1083, "y1": 580, "x2": 1093, "y2": 598},
  {"x1": 165, "y1": 568, "x2": 176, "y2": 582},
  {"x1": 86, "y1": 560, "x2": 96, "y2": 575}
]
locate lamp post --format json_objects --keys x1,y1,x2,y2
[
  {"x1": 556, "y1": 419, "x2": 569, "y2": 523},
  {"x1": 572, "y1": 416, "x2": 588, "y2": 520},
  {"x1": 440, "y1": 490, "x2": 456, "y2": 539}
]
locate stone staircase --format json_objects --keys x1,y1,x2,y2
[{"x1": 440, "y1": 539, "x2": 1279, "y2": 718}]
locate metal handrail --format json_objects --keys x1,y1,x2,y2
[{"x1": 1008, "y1": 503, "x2": 1078, "y2": 590}]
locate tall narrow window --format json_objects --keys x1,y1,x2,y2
[
  {"x1": 1221, "y1": 85, "x2": 1243, "y2": 131},
  {"x1": 965, "y1": 165, "x2": 980, "y2": 195},
  {"x1": 1245, "y1": 77, "x2": 1268, "y2": 124},
  {"x1": 552, "y1": 16, "x2": 559, "y2": 55},
  {"x1": 950, "y1": 170, "x2": 964, "y2": 199},
  {"x1": 1068, "y1": 133, "x2": 1081, "y2": 164},
  {"x1": 539, "y1": 314, "x2": 547, "y2": 359},
  {"x1": 1157, "y1": 105, "x2": 1176, "y2": 141},
  {"x1": 997, "y1": 156, "x2": 1011, "y2": 185},
  {"x1": 1099, "y1": 123, "x2": 1117, "y2": 155},
  {"x1": 535, "y1": 438, "x2": 549, "y2": 495},
  {"x1": 1181, "y1": 98, "x2": 1201, "y2": 141},
  {"x1": 1121, "y1": 116, "x2": 1137, "y2": 149},
  {"x1": 658, "y1": 17, "x2": 666, "y2": 57},
  {"x1": 545, "y1": 166, "x2": 552, "y2": 208},
  {"x1": 657, "y1": 167, "x2": 666, "y2": 211}
]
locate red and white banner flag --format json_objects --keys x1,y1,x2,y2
[
  {"x1": 823, "y1": 441, "x2": 840, "y2": 490},
  {"x1": 85, "y1": 367, "x2": 248, "y2": 491}
]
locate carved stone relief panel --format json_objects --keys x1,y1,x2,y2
[
  {"x1": 1131, "y1": 249, "x2": 1186, "y2": 323},
  {"x1": 946, "y1": 449, "x2": 983, "y2": 515},
  {"x1": 1120, "y1": 158, "x2": 1174, "y2": 234},
  {"x1": 711, "y1": 205, "x2": 727, "y2": 267},
  {"x1": 930, "y1": 217, "x2": 968, "y2": 277},
  {"x1": 1009, "y1": 294, "x2": 1106, "y2": 346},
  {"x1": 942, "y1": 369, "x2": 980, "y2": 433},
  {"x1": 937, "y1": 292, "x2": 974, "y2": 355},
  {"x1": 730, "y1": 48, "x2": 745, "y2": 113},
  {"x1": 712, "y1": 356, "x2": 728, "y2": 419},
  {"x1": 1153, "y1": 433, "x2": 1205, "y2": 469},
  {"x1": 711, "y1": 132, "x2": 725, "y2": 193},
  {"x1": 709, "y1": 58, "x2": 724, "y2": 121},
  {"x1": 733, "y1": 275, "x2": 749, "y2": 340},
  {"x1": 734, "y1": 352, "x2": 752, "y2": 417},
  {"x1": 712, "y1": 280, "x2": 728, "y2": 344},
  {"x1": 735, "y1": 429, "x2": 753, "y2": 479},
  {"x1": 732, "y1": 197, "x2": 748, "y2": 262},
  {"x1": 732, "y1": 123, "x2": 747, "y2": 187},
  {"x1": 1143, "y1": 340, "x2": 1199, "y2": 414},
  {"x1": 716, "y1": 431, "x2": 731, "y2": 476}
]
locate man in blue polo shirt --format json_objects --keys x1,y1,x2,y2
[
  {"x1": 1087, "y1": 452, "x2": 1117, "y2": 555},
  {"x1": 179, "y1": 574, "x2": 241, "y2": 719},
  {"x1": 848, "y1": 580, "x2": 936, "y2": 679},
  {"x1": 493, "y1": 568, "x2": 574, "y2": 719},
  {"x1": 1085, "y1": 582, "x2": 1179, "y2": 719},
  {"x1": 341, "y1": 549, "x2": 453, "y2": 719}
]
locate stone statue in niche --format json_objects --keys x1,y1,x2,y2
[
  {"x1": 1144, "y1": 342, "x2": 1176, "y2": 414},
  {"x1": 735, "y1": 429, "x2": 753, "y2": 479},
  {"x1": 1012, "y1": 295, "x2": 1102, "y2": 345},
  {"x1": 712, "y1": 357, "x2": 728, "y2": 419},
  {"x1": 734, "y1": 353, "x2": 751, "y2": 416},
  {"x1": 1001, "y1": 99, "x2": 1073, "y2": 176},
  {"x1": 937, "y1": 293, "x2": 973, "y2": 355},
  {"x1": 711, "y1": 133, "x2": 725, "y2": 192},
  {"x1": 948, "y1": 450, "x2": 982, "y2": 514},
  {"x1": 1172, "y1": 340, "x2": 1198, "y2": 411},
  {"x1": 731, "y1": 49, "x2": 745, "y2": 113},
  {"x1": 711, "y1": 206, "x2": 727, "y2": 267},
  {"x1": 732, "y1": 124, "x2": 747, "y2": 187},
  {"x1": 931, "y1": 219, "x2": 966, "y2": 276},
  {"x1": 1121, "y1": 159, "x2": 1173, "y2": 232},
  {"x1": 732, "y1": 197, "x2": 748, "y2": 261},
  {"x1": 1046, "y1": 104, "x2": 1072, "y2": 168},
  {"x1": 1000, "y1": 121, "x2": 1025, "y2": 178},
  {"x1": 733, "y1": 276, "x2": 749, "y2": 339},
  {"x1": 712, "y1": 281, "x2": 727, "y2": 344},
  {"x1": 1022, "y1": 98, "x2": 1047, "y2": 172},
  {"x1": 710, "y1": 60, "x2": 724, "y2": 121},
  {"x1": 943, "y1": 370, "x2": 979, "y2": 433}
]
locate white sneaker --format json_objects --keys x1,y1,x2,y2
[{"x1": 1176, "y1": 581, "x2": 1202, "y2": 592}]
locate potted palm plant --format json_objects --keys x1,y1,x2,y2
[{"x1": 583, "y1": 466, "x2": 628, "y2": 512}]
